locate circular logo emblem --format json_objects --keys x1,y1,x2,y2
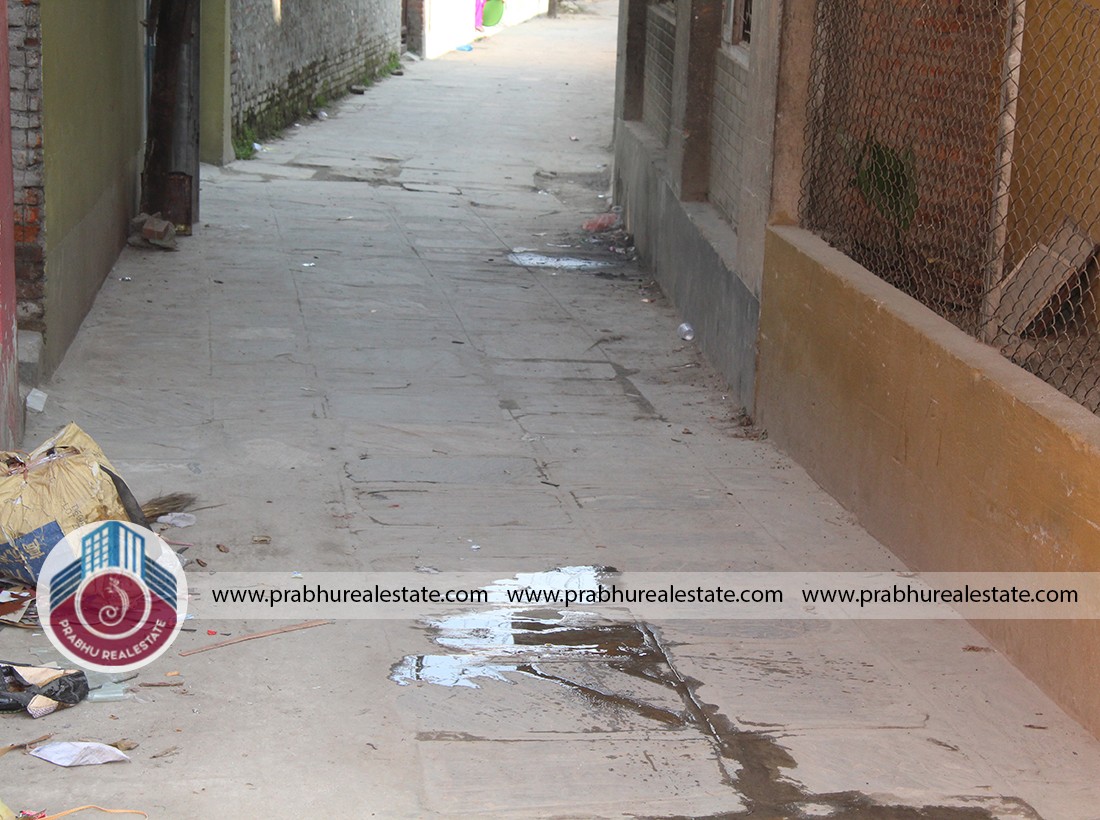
[{"x1": 37, "y1": 521, "x2": 188, "y2": 672}]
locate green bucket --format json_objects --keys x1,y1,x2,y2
[{"x1": 482, "y1": 0, "x2": 504, "y2": 26}]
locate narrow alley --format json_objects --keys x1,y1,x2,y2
[{"x1": 4, "y1": 2, "x2": 1100, "y2": 817}]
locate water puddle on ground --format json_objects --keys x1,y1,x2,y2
[
  {"x1": 389, "y1": 607, "x2": 611, "y2": 688},
  {"x1": 507, "y1": 250, "x2": 613, "y2": 270},
  {"x1": 391, "y1": 567, "x2": 1037, "y2": 819},
  {"x1": 390, "y1": 566, "x2": 619, "y2": 688}
]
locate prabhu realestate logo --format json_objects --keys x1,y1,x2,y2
[{"x1": 37, "y1": 521, "x2": 188, "y2": 672}]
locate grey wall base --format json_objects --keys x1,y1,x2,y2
[{"x1": 614, "y1": 120, "x2": 759, "y2": 409}]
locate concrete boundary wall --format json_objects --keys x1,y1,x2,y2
[
  {"x1": 612, "y1": 0, "x2": 777, "y2": 411},
  {"x1": 615, "y1": 121, "x2": 757, "y2": 406},
  {"x1": 757, "y1": 225, "x2": 1100, "y2": 736}
]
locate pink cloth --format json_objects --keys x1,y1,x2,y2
[{"x1": 475, "y1": 0, "x2": 486, "y2": 28}]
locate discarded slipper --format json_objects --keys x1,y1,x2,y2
[{"x1": 0, "y1": 662, "x2": 89, "y2": 719}]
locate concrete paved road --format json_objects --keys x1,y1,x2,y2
[{"x1": 4, "y1": 2, "x2": 1100, "y2": 817}]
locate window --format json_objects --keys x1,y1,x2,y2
[{"x1": 727, "y1": 0, "x2": 752, "y2": 46}]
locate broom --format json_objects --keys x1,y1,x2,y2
[{"x1": 140, "y1": 492, "x2": 198, "y2": 521}]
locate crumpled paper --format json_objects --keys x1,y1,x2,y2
[
  {"x1": 156, "y1": 512, "x2": 196, "y2": 528},
  {"x1": 29, "y1": 741, "x2": 131, "y2": 767}
]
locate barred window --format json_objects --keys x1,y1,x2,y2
[{"x1": 726, "y1": 0, "x2": 752, "y2": 46}]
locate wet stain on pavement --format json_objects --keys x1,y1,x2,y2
[
  {"x1": 609, "y1": 360, "x2": 665, "y2": 420},
  {"x1": 391, "y1": 569, "x2": 1041, "y2": 819},
  {"x1": 507, "y1": 251, "x2": 614, "y2": 270}
]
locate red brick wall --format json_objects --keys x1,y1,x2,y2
[{"x1": 7, "y1": 0, "x2": 45, "y2": 333}]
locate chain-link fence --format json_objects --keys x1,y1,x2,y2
[{"x1": 802, "y1": 0, "x2": 1100, "y2": 413}]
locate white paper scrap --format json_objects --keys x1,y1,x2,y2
[
  {"x1": 157, "y1": 512, "x2": 197, "y2": 528},
  {"x1": 30, "y1": 741, "x2": 131, "y2": 767},
  {"x1": 25, "y1": 389, "x2": 47, "y2": 413}
]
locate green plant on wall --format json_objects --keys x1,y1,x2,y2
[
  {"x1": 232, "y1": 52, "x2": 406, "y2": 162},
  {"x1": 839, "y1": 132, "x2": 919, "y2": 235},
  {"x1": 356, "y1": 51, "x2": 402, "y2": 88},
  {"x1": 233, "y1": 124, "x2": 259, "y2": 160}
]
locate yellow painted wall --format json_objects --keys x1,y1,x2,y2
[
  {"x1": 200, "y1": 0, "x2": 234, "y2": 165},
  {"x1": 41, "y1": 0, "x2": 145, "y2": 374},
  {"x1": 1006, "y1": 0, "x2": 1100, "y2": 268},
  {"x1": 757, "y1": 225, "x2": 1100, "y2": 737}
]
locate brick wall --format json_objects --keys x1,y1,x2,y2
[
  {"x1": 7, "y1": 0, "x2": 44, "y2": 331},
  {"x1": 642, "y1": 1, "x2": 675, "y2": 146},
  {"x1": 709, "y1": 46, "x2": 747, "y2": 228},
  {"x1": 802, "y1": 0, "x2": 1004, "y2": 303},
  {"x1": 231, "y1": 0, "x2": 401, "y2": 139}
]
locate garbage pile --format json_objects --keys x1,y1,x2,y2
[
  {"x1": 0, "y1": 424, "x2": 149, "y2": 629},
  {"x1": 0, "y1": 426, "x2": 333, "y2": 817},
  {"x1": 0, "y1": 425, "x2": 195, "y2": 816},
  {"x1": 582, "y1": 210, "x2": 636, "y2": 261}
]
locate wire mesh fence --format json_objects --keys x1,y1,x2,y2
[{"x1": 801, "y1": 0, "x2": 1100, "y2": 413}]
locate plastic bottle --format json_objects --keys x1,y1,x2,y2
[{"x1": 87, "y1": 683, "x2": 131, "y2": 702}]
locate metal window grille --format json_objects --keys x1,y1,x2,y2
[{"x1": 726, "y1": 0, "x2": 753, "y2": 45}]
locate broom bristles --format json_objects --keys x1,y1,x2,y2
[{"x1": 141, "y1": 492, "x2": 198, "y2": 521}]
